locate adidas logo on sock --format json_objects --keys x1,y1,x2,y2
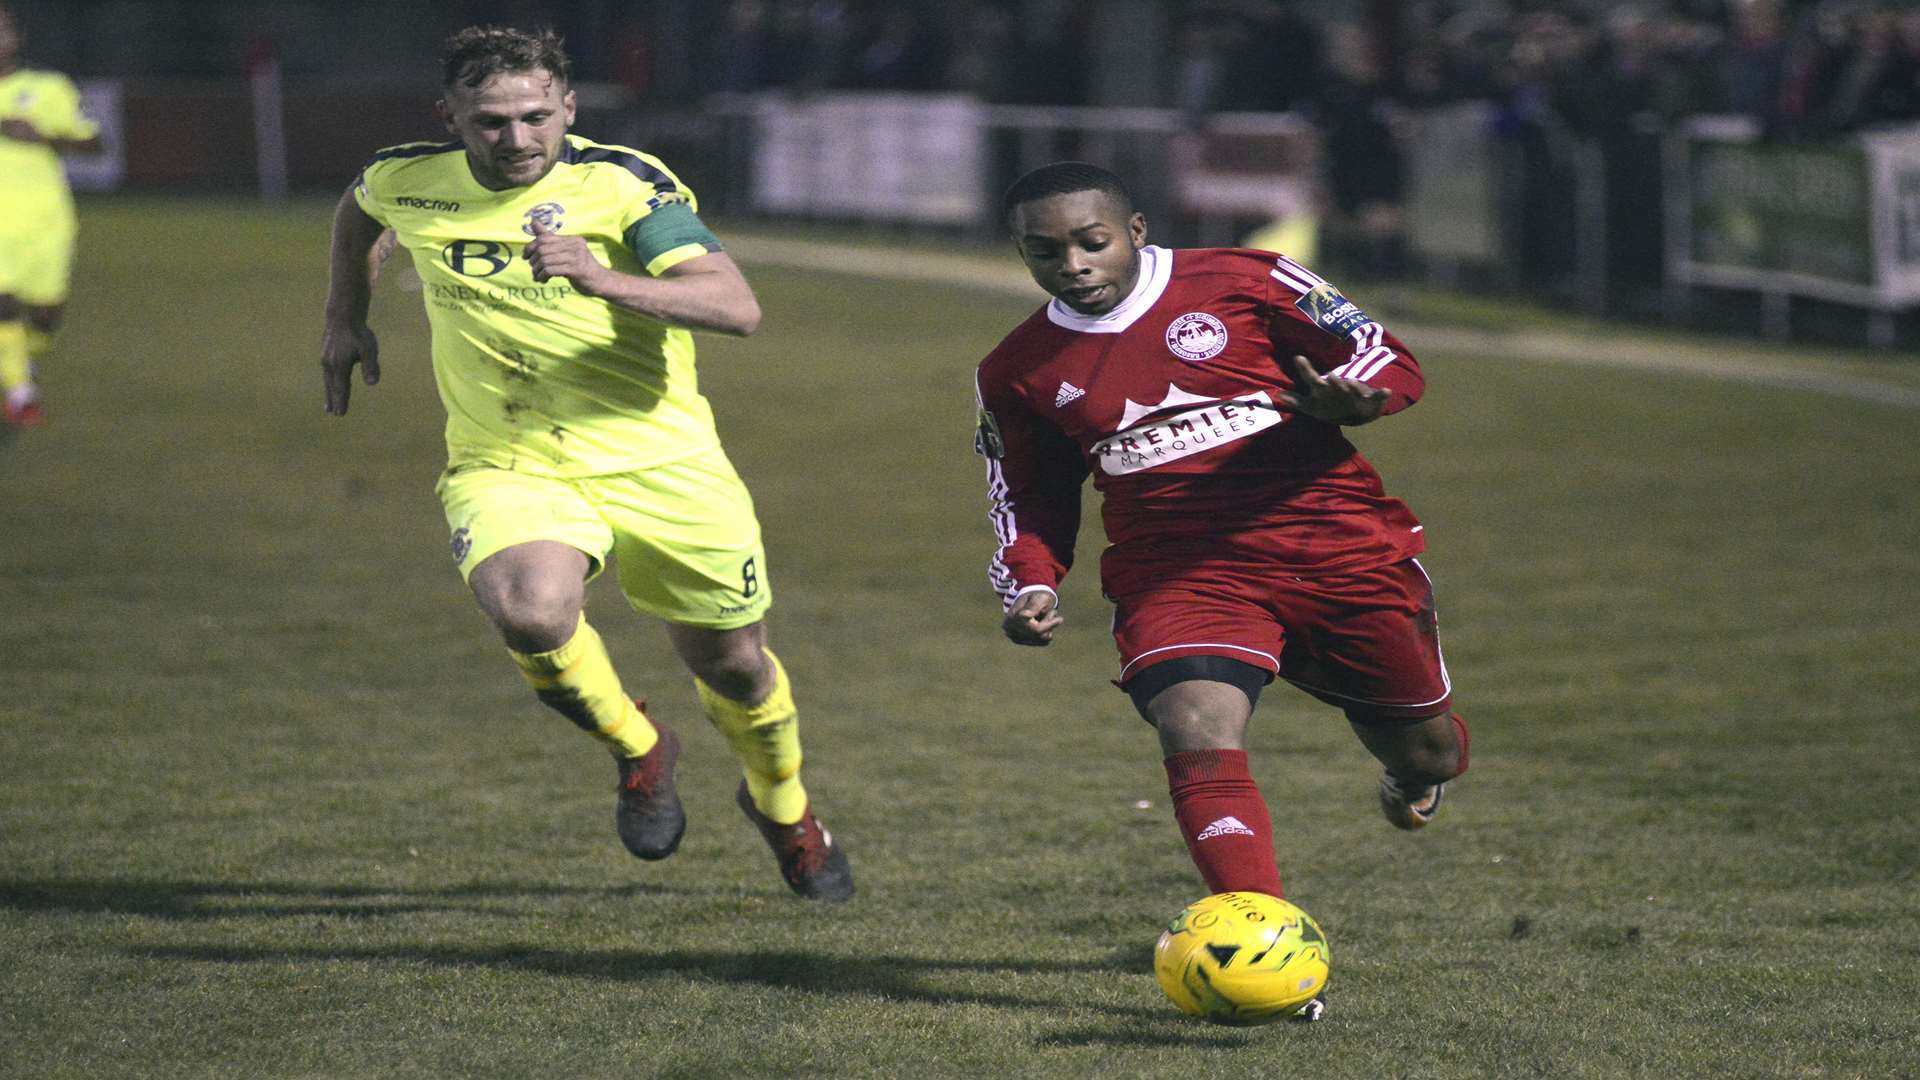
[
  {"x1": 1196, "y1": 815, "x2": 1256, "y2": 841},
  {"x1": 1053, "y1": 381, "x2": 1086, "y2": 408}
]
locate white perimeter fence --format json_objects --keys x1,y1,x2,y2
[{"x1": 65, "y1": 83, "x2": 1920, "y2": 342}]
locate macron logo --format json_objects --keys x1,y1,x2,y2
[
  {"x1": 1196, "y1": 816, "x2": 1256, "y2": 841},
  {"x1": 1054, "y1": 381, "x2": 1086, "y2": 408}
]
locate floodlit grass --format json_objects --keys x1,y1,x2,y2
[{"x1": 3, "y1": 198, "x2": 1917, "y2": 1078}]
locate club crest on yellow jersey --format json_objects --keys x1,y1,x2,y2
[{"x1": 522, "y1": 202, "x2": 566, "y2": 234}]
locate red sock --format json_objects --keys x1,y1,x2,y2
[
  {"x1": 1448, "y1": 711, "x2": 1471, "y2": 776},
  {"x1": 1163, "y1": 749, "x2": 1284, "y2": 898}
]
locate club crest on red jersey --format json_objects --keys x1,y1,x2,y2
[{"x1": 1165, "y1": 312, "x2": 1229, "y2": 362}]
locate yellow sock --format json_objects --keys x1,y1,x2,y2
[
  {"x1": 509, "y1": 615, "x2": 658, "y2": 759},
  {"x1": 24, "y1": 325, "x2": 51, "y2": 363},
  {"x1": 697, "y1": 649, "x2": 807, "y2": 825},
  {"x1": 0, "y1": 321, "x2": 28, "y2": 394}
]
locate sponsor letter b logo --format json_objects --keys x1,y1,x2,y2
[{"x1": 443, "y1": 239, "x2": 512, "y2": 277}]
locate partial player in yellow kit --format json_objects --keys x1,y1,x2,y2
[
  {"x1": 319, "y1": 26, "x2": 853, "y2": 900},
  {"x1": 0, "y1": 2, "x2": 102, "y2": 429}
]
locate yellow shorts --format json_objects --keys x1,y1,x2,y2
[
  {"x1": 435, "y1": 445, "x2": 772, "y2": 629},
  {"x1": 0, "y1": 222, "x2": 77, "y2": 307}
]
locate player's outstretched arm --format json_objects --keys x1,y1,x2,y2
[
  {"x1": 523, "y1": 219, "x2": 761, "y2": 337},
  {"x1": 320, "y1": 188, "x2": 385, "y2": 416},
  {"x1": 0, "y1": 118, "x2": 102, "y2": 155},
  {"x1": 1276, "y1": 354, "x2": 1390, "y2": 425},
  {"x1": 1002, "y1": 588, "x2": 1064, "y2": 646}
]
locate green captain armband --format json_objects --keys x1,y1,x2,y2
[{"x1": 625, "y1": 202, "x2": 724, "y2": 276}]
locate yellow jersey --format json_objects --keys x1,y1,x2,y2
[
  {"x1": 354, "y1": 134, "x2": 730, "y2": 478},
  {"x1": 0, "y1": 68, "x2": 97, "y2": 229}
]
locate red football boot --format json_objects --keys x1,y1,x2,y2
[
  {"x1": 614, "y1": 708, "x2": 685, "y2": 860},
  {"x1": 735, "y1": 781, "x2": 853, "y2": 901}
]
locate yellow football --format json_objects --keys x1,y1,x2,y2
[{"x1": 1153, "y1": 891, "x2": 1331, "y2": 1025}]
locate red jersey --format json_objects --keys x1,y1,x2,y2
[{"x1": 974, "y1": 246, "x2": 1427, "y2": 607}]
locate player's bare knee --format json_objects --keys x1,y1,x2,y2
[
  {"x1": 468, "y1": 542, "x2": 590, "y2": 651},
  {"x1": 688, "y1": 646, "x2": 769, "y2": 703},
  {"x1": 1406, "y1": 731, "x2": 1463, "y2": 782},
  {"x1": 671, "y1": 622, "x2": 771, "y2": 702},
  {"x1": 475, "y1": 579, "x2": 581, "y2": 652},
  {"x1": 1348, "y1": 708, "x2": 1464, "y2": 783},
  {"x1": 1136, "y1": 686, "x2": 1255, "y2": 753},
  {"x1": 494, "y1": 607, "x2": 580, "y2": 654},
  {"x1": 26, "y1": 305, "x2": 63, "y2": 334},
  {"x1": 1126, "y1": 657, "x2": 1265, "y2": 749},
  {"x1": 1145, "y1": 696, "x2": 1215, "y2": 737}
]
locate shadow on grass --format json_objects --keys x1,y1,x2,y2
[
  {"x1": 9, "y1": 877, "x2": 1226, "y2": 1032},
  {"x1": 0, "y1": 876, "x2": 680, "y2": 920},
  {"x1": 128, "y1": 940, "x2": 1173, "y2": 1020},
  {"x1": 1037, "y1": 1026, "x2": 1281, "y2": 1049}
]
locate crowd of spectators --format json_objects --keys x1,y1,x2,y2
[
  {"x1": 707, "y1": 0, "x2": 1920, "y2": 292},
  {"x1": 712, "y1": 0, "x2": 1920, "y2": 138},
  {"x1": 711, "y1": 0, "x2": 1086, "y2": 103},
  {"x1": 1387, "y1": 0, "x2": 1920, "y2": 141}
]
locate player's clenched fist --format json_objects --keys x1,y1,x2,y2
[
  {"x1": 1002, "y1": 589, "x2": 1064, "y2": 646},
  {"x1": 1278, "y1": 353, "x2": 1390, "y2": 426},
  {"x1": 524, "y1": 218, "x2": 610, "y2": 294},
  {"x1": 319, "y1": 321, "x2": 380, "y2": 416}
]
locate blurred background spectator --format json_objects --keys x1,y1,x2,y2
[
  {"x1": 16, "y1": 0, "x2": 1920, "y2": 134},
  {"x1": 13, "y1": 0, "x2": 1920, "y2": 339},
  {"x1": 1306, "y1": 21, "x2": 1410, "y2": 282}
]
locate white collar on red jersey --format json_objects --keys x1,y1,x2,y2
[{"x1": 1045, "y1": 245, "x2": 1173, "y2": 334}]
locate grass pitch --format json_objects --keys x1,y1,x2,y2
[{"x1": 2, "y1": 199, "x2": 1917, "y2": 1078}]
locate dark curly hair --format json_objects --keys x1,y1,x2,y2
[
  {"x1": 441, "y1": 25, "x2": 571, "y2": 90},
  {"x1": 1001, "y1": 161, "x2": 1136, "y2": 229}
]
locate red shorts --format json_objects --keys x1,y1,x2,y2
[{"x1": 1109, "y1": 558, "x2": 1452, "y2": 721}]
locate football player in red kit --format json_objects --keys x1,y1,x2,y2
[{"x1": 975, "y1": 162, "x2": 1470, "y2": 919}]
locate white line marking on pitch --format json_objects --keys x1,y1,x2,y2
[{"x1": 732, "y1": 235, "x2": 1920, "y2": 411}]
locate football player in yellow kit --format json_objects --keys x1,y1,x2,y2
[
  {"x1": 320, "y1": 26, "x2": 852, "y2": 900},
  {"x1": 0, "y1": 3, "x2": 102, "y2": 428}
]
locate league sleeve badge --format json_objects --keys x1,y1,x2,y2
[
  {"x1": 1295, "y1": 283, "x2": 1373, "y2": 338},
  {"x1": 974, "y1": 407, "x2": 1005, "y2": 459}
]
